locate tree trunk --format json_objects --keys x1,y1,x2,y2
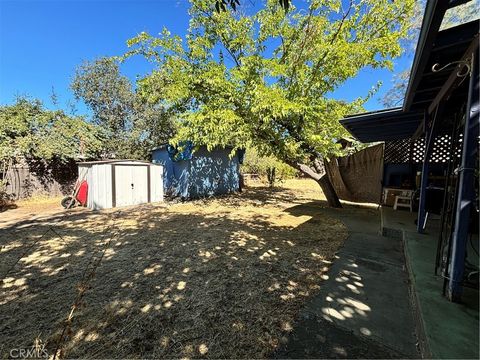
[
  {"x1": 317, "y1": 174, "x2": 342, "y2": 208},
  {"x1": 311, "y1": 156, "x2": 342, "y2": 208},
  {"x1": 288, "y1": 160, "x2": 342, "y2": 208}
]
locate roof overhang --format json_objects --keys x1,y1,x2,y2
[
  {"x1": 405, "y1": 20, "x2": 479, "y2": 111},
  {"x1": 340, "y1": 108, "x2": 424, "y2": 142},
  {"x1": 78, "y1": 159, "x2": 153, "y2": 165},
  {"x1": 340, "y1": 0, "x2": 478, "y2": 143},
  {"x1": 151, "y1": 143, "x2": 236, "y2": 152},
  {"x1": 402, "y1": 0, "x2": 450, "y2": 111}
]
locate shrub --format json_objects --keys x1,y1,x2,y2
[{"x1": 241, "y1": 147, "x2": 298, "y2": 185}]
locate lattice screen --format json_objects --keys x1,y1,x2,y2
[
  {"x1": 456, "y1": 134, "x2": 463, "y2": 159},
  {"x1": 384, "y1": 139, "x2": 411, "y2": 163},
  {"x1": 412, "y1": 138, "x2": 425, "y2": 162},
  {"x1": 384, "y1": 134, "x2": 459, "y2": 164},
  {"x1": 430, "y1": 135, "x2": 452, "y2": 163}
]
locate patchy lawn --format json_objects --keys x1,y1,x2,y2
[{"x1": 0, "y1": 179, "x2": 347, "y2": 359}]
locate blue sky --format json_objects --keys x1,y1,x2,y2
[{"x1": 0, "y1": 0, "x2": 413, "y2": 114}]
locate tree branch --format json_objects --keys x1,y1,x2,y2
[
  {"x1": 304, "y1": 0, "x2": 353, "y2": 95},
  {"x1": 195, "y1": 5, "x2": 241, "y2": 67}
]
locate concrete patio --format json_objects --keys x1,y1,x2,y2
[
  {"x1": 277, "y1": 204, "x2": 479, "y2": 359},
  {"x1": 382, "y1": 207, "x2": 479, "y2": 359},
  {"x1": 276, "y1": 204, "x2": 419, "y2": 358}
]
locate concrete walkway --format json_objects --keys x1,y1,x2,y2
[{"x1": 276, "y1": 205, "x2": 419, "y2": 358}]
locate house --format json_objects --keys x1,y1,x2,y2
[
  {"x1": 340, "y1": 1, "x2": 478, "y2": 303},
  {"x1": 151, "y1": 144, "x2": 244, "y2": 199},
  {"x1": 338, "y1": 2, "x2": 478, "y2": 356}
]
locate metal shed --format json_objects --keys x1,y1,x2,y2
[{"x1": 78, "y1": 160, "x2": 163, "y2": 210}]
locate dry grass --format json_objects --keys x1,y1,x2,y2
[
  {"x1": 16, "y1": 195, "x2": 64, "y2": 205},
  {"x1": 0, "y1": 179, "x2": 347, "y2": 359},
  {"x1": 0, "y1": 196, "x2": 69, "y2": 229}
]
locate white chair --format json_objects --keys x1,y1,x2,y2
[{"x1": 393, "y1": 191, "x2": 413, "y2": 212}]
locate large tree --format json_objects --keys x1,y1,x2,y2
[
  {"x1": 0, "y1": 98, "x2": 104, "y2": 202},
  {"x1": 0, "y1": 97, "x2": 102, "y2": 165},
  {"x1": 72, "y1": 57, "x2": 175, "y2": 159},
  {"x1": 126, "y1": 0, "x2": 413, "y2": 207}
]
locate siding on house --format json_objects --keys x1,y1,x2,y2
[{"x1": 189, "y1": 147, "x2": 240, "y2": 198}]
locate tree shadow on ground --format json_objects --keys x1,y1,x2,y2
[
  {"x1": 0, "y1": 203, "x2": 18, "y2": 213},
  {"x1": 0, "y1": 190, "x2": 346, "y2": 359},
  {"x1": 275, "y1": 204, "x2": 417, "y2": 359}
]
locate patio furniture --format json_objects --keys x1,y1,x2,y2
[
  {"x1": 383, "y1": 187, "x2": 414, "y2": 207},
  {"x1": 394, "y1": 194, "x2": 413, "y2": 212}
]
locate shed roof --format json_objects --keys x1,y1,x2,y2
[
  {"x1": 78, "y1": 159, "x2": 154, "y2": 166},
  {"x1": 151, "y1": 143, "x2": 235, "y2": 152}
]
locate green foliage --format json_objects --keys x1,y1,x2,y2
[
  {"x1": 0, "y1": 97, "x2": 103, "y2": 164},
  {"x1": 0, "y1": 97, "x2": 103, "y2": 204},
  {"x1": 126, "y1": 0, "x2": 413, "y2": 170},
  {"x1": 241, "y1": 146, "x2": 297, "y2": 179},
  {"x1": 72, "y1": 58, "x2": 133, "y2": 133},
  {"x1": 71, "y1": 57, "x2": 175, "y2": 159},
  {"x1": 215, "y1": 0, "x2": 290, "y2": 12}
]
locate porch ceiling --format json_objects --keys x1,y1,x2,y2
[
  {"x1": 406, "y1": 20, "x2": 479, "y2": 111},
  {"x1": 341, "y1": 15, "x2": 479, "y2": 143}
]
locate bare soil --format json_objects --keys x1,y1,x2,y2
[
  {"x1": 0, "y1": 196, "x2": 81, "y2": 229},
  {"x1": 0, "y1": 179, "x2": 347, "y2": 359}
]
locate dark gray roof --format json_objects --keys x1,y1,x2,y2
[
  {"x1": 341, "y1": 108, "x2": 424, "y2": 142},
  {"x1": 405, "y1": 19, "x2": 479, "y2": 111},
  {"x1": 151, "y1": 144, "x2": 236, "y2": 152}
]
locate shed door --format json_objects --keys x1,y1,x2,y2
[{"x1": 114, "y1": 165, "x2": 149, "y2": 207}]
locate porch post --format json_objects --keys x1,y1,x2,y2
[
  {"x1": 417, "y1": 111, "x2": 432, "y2": 233},
  {"x1": 447, "y1": 53, "x2": 479, "y2": 302}
]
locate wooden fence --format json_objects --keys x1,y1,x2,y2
[{"x1": 2, "y1": 159, "x2": 77, "y2": 200}]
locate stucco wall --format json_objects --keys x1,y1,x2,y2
[
  {"x1": 152, "y1": 149, "x2": 190, "y2": 198},
  {"x1": 152, "y1": 149, "x2": 175, "y2": 190}
]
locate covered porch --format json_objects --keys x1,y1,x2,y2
[
  {"x1": 339, "y1": 0, "x2": 479, "y2": 357},
  {"x1": 341, "y1": 5, "x2": 479, "y2": 303},
  {"x1": 381, "y1": 207, "x2": 478, "y2": 359}
]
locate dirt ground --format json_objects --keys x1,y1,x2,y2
[
  {"x1": 0, "y1": 179, "x2": 347, "y2": 359},
  {"x1": 0, "y1": 196, "x2": 77, "y2": 229}
]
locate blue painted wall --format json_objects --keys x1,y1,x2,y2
[
  {"x1": 152, "y1": 146, "x2": 241, "y2": 199},
  {"x1": 152, "y1": 148, "x2": 175, "y2": 189}
]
